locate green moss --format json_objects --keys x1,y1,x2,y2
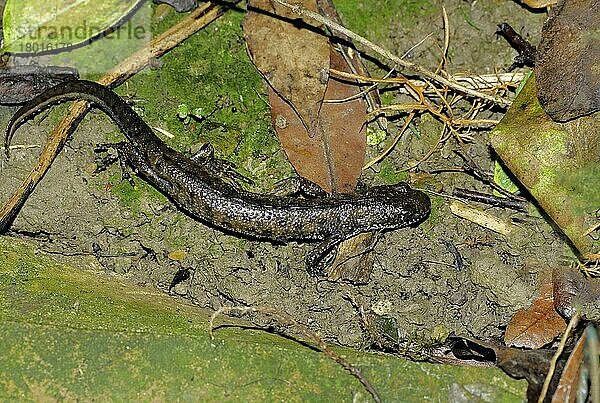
[
  {"x1": 366, "y1": 127, "x2": 387, "y2": 146},
  {"x1": 334, "y1": 0, "x2": 436, "y2": 41},
  {"x1": 105, "y1": 173, "x2": 166, "y2": 216},
  {"x1": 112, "y1": 10, "x2": 290, "y2": 191},
  {"x1": 377, "y1": 159, "x2": 408, "y2": 184},
  {"x1": 420, "y1": 194, "x2": 444, "y2": 235}
]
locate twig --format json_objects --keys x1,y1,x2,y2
[
  {"x1": 322, "y1": 85, "x2": 375, "y2": 103},
  {"x1": 323, "y1": 67, "x2": 395, "y2": 104},
  {"x1": 401, "y1": 32, "x2": 434, "y2": 59},
  {"x1": 210, "y1": 305, "x2": 382, "y2": 403},
  {"x1": 587, "y1": 325, "x2": 600, "y2": 403},
  {"x1": 4, "y1": 144, "x2": 40, "y2": 151},
  {"x1": 272, "y1": 0, "x2": 511, "y2": 106},
  {"x1": 329, "y1": 69, "x2": 525, "y2": 91},
  {"x1": 0, "y1": 2, "x2": 237, "y2": 231},
  {"x1": 451, "y1": 118, "x2": 499, "y2": 126},
  {"x1": 496, "y1": 23, "x2": 536, "y2": 70},
  {"x1": 152, "y1": 126, "x2": 175, "y2": 139},
  {"x1": 372, "y1": 104, "x2": 428, "y2": 113},
  {"x1": 453, "y1": 187, "x2": 528, "y2": 212},
  {"x1": 579, "y1": 259, "x2": 600, "y2": 277}
]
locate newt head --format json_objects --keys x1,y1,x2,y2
[{"x1": 353, "y1": 183, "x2": 431, "y2": 232}]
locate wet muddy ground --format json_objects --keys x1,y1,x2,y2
[{"x1": 1, "y1": 1, "x2": 571, "y2": 351}]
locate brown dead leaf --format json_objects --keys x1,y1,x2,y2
[
  {"x1": 553, "y1": 264, "x2": 600, "y2": 320},
  {"x1": 437, "y1": 330, "x2": 598, "y2": 402},
  {"x1": 327, "y1": 232, "x2": 376, "y2": 283},
  {"x1": 535, "y1": 0, "x2": 600, "y2": 121},
  {"x1": 267, "y1": 44, "x2": 366, "y2": 193},
  {"x1": 244, "y1": 0, "x2": 366, "y2": 193},
  {"x1": 314, "y1": 47, "x2": 366, "y2": 192},
  {"x1": 504, "y1": 274, "x2": 567, "y2": 349},
  {"x1": 438, "y1": 336, "x2": 565, "y2": 402},
  {"x1": 243, "y1": 0, "x2": 329, "y2": 137},
  {"x1": 244, "y1": 0, "x2": 369, "y2": 279}
]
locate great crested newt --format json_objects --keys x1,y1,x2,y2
[{"x1": 4, "y1": 80, "x2": 431, "y2": 275}]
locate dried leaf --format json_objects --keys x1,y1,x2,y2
[
  {"x1": 327, "y1": 232, "x2": 376, "y2": 283},
  {"x1": 495, "y1": 343, "x2": 557, "y2": 402},
  {"x1": 244, "y1": 0, "x2": 368, "y2": 278},
  {"x1": 438, "y1": 336, "x2": 555, "y2": 402},
  {"x1": 244, "y1": 1, "x2": 366, "y2": 192},
  {"x1": 553, "y1": 264, "x2": 600, "y2": 321},
  {"x1": 535, "y1": 0, "x2": 600, "y2": 121},
  {"x1": 316, "y1": 48, "x2": 367, "y2": 192},
  {"x1": 267, "y1": 46, "x2": 366, "y2": 192},
  {"x1": 436, "y1": 333, "x2": 597, "y2": 402},
  {"x1": 243, "y1": 0, "x2": 329, "y2": 136},
  {"x1": 552, "y1": 265, "x2": 581, "y2": 319},
  {"x1": 504, "y1": 275, "x2": 567, "y2": 349}
]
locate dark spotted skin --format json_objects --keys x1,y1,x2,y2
[{"x1": 5, "y1": 80, "x2": 431, "y2": 275}]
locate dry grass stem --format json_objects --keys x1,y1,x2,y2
[
  {"x1": 152, "y1": 126, "x2": 175, "y2": 139},
  {"x1": 449, "y1": 200, "x2": 514, "y2": 235},
  {"x1": 579, "y1": 259, "x2": 600, "y2": 277},
  {"x1": 372, "y1": 104, "x2": 429, "y2": 113},
  {"x1": 273, "y1": 0, "x2": 511, "y2": 106},
  {"x1": 537, "y1": 311, "x2": 581, "y2": 403},
  {"x1": 436, "y1": 5, "x2": 450, "y2": 74},
  {"x1": 329, "y1": 69, "x2": 525, "y2": 91},
  {"x1": 324, "y1": 68, "x2": 397, "y2": 104},
  {"x1": 329, "y1": 54, "x2": 514, "y2": 163},
  {"x1": 5, "y1": 144, "x2": 41, "y2": 151},
  {"x1": 363, "y1": 112, "x2": 416, "y2": 170},
  {"x1": 401, "y1": 32, "x2": 435, "y2": 59}
]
